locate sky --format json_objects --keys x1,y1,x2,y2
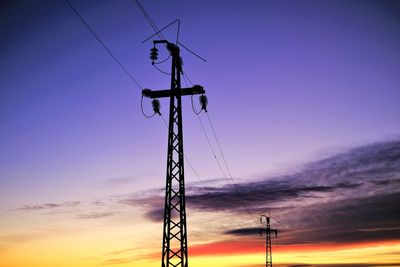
[{"x1": 1, "y1": 0, "x2": 400, "y2": 266}]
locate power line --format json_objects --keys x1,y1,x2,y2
[
  {"x1": 133, "y1": 0, "x2": 165, "y2": 40},
  {"x1": 160, "y1": 115, "x2": 255, "y2": 230},
  {"x1": 197, "y1": 115, "x2": 228, "y2": 178},
  {"x1": 182, "y1": 75, "x2": 229, "y2": 183},
  {"x1": 153, "y1": 64, "x2": 171, "y2": 75},
  {"x1": 183, "y1": 75, "x2": 203, "y2": 116},
  {"x1": 140, "y1": 95, "x2": 157, "y2": 118},
  {"x1": 178, "y1": 41, "x2": 207, "y2": 62},
  {"x1": 205, "y1": 111, "x2": 257, "y2": 221},
  {"x1": 182, "y1": 72, "x2": 195, "y2": 86},
  {"x1": 141, "y1": 19, "x2": 181, "y2": 45},
  {"x1": 183, "y1": 72, "x2": 257, "y2": 222},
  {"x1": 133, "y1": 0, "x2": 175, "y2": 76},
  {"x1": 183, "y1": 69, "x2": 259, "y2": 228},
  {"x1": 154, "y1": 55, "x2": 171, "y2": 65},
  {"x1": 206, "y1": 112, "x2": 234, "y2": 178},
  {"x1": 160, "y1": 114, "x2": 224, "y2": 200},
  {"x1": 65, "y1": 0, "x2": 143, "y2": 90},
  {"x1": 198, "y1": 113, "x2": 256, "y2": 222}
]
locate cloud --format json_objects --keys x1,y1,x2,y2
[
  {"x1": 187, "y1": 140, "x2": 400, "y2": 213},
  {"x1": 119, "y1": 193, "x2": 166, "y2": 222},
  {"x1": 186, "y1": 180, "x2": 364, "y2": 212},
  {"x1": 286, "y1": 191, "x2": 400, "y2": 244},
  {"x1": 18, "y1": 201, "x2": 80, "y2": 211},
  {"x1": 357, "y1": 227, "x2": 400, "y2": 232},
  {"x1": 76, "y1": 212, "x2": 114, "y2": 219},
  {"x1": 15, "y1": 199, "x2": 117, "y2": 222},
  {"x1": 136, "y1": 139, "x2": 400, "y2": 247},
  {"x1": 144, "y1": 207, "x2": 164, "y2": 222},
  {"x1": 224, "y1": 227, "x2": 262, "y2": 236}
]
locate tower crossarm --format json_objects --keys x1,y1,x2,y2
[
  {"x1": 260, "y1": 229, "x2": 278, "y2": 238},
  {"x1": 142, "y1": 85, "x2": 205, "y2": 99}
]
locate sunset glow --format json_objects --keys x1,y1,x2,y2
[{"x1": 1, "y1": 1, "x2": 400, "y2": 267}]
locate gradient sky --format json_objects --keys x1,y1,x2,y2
[{"x1": 1, "y1": 1, "x2": 400, "y2": 267}]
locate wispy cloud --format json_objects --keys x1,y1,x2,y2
[
  {"x1": 18, "y1": 201, "x2": 80, "y2": 211},
  {"x1": 224, "y1": 227, "x2": 263, "y2": 236},
  {"x1": 16, "y1": 199, "x2": 117, "y2": 221},
  {"x1": 76, "y1": 212, "x2": 114, "y2": 219}
]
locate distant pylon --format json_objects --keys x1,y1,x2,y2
[{"x1": 260, "y1": 215, "x2": 278, "y2": 267}]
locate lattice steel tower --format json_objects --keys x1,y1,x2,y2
[
  {"x1": 260, "y1": 215, "x2": 278, "y2": 267},
  {"x1": 142, "y1": 40, "x2": 206, "y2": 267}
]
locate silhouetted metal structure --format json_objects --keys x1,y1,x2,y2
[
  {"x1": 260, "y1": 215, "x2": 278, "y2": 267},
  {"x1": 142, "y1": 40, "x2": 205, "y2": 267}
]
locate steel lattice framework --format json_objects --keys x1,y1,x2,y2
[
  {"x1": 260, "y1": 215, "x2": 278, "y2": 267},
  {"x1": 162, "y1": 42, "x2": 187, "y2": 267},
  {"x1": 142, "y1": 40, "x2": 205, "y2": 267}
]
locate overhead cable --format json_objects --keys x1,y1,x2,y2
[{"x1": 65, "y1": 0, "x2": 142, "y2": 90}]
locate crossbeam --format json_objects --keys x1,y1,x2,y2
[
  {"x1": 142, "y1": 85, "x2": 205, "y2": 99},
  {"x1": 260, "y1": 229, "x2": 278, "y2": 237}
]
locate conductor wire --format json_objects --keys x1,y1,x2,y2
[
  {"x1": 65, "y1": 0, "x2": 143, "y2": 90},
  {"x1": 141, "y1": 95, "x2": 156, "y2": 118}
]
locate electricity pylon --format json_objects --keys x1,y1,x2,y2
[
  {"x1": 260, "y1": 215, "x2": 278, "y2": 267},
  {"x1": 142, "y1": 40, "x2": 206, "y2": 267}
]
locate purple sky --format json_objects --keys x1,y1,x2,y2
[{"x1": 1, "y1": 0, "x2": 400, "y2": 210}]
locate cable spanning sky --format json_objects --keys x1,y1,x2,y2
[{"x1": 1, "y1": 1, "x2": 400, "y2": 267}]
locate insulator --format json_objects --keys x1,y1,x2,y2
[
  {"x1": 150, "y1": 47, "x2": 158, "y2": 61},
  {"x1": 199, "y1": 94, "x2": 208, "y2": 112},
  {"x1": 151, "y1": 99, "x2": 161, "y2": 115}
]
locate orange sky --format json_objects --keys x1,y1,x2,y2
[{"x1": 2, "y1": 232, "x2": 399, "y2": 267}]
